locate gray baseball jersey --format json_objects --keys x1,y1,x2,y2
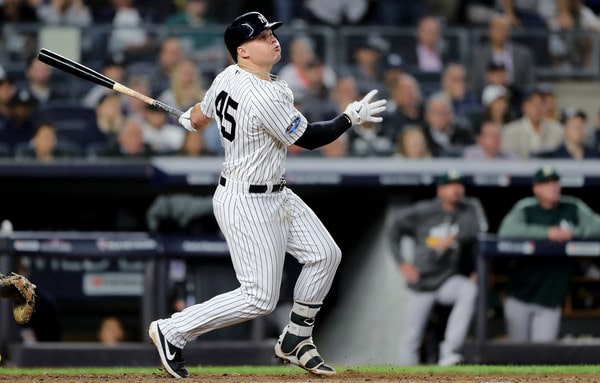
[{"x1": 158, "y1": 65, "x2": 342, "y2": 348}]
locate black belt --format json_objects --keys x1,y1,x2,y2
[{"x1": 219, "y1": 176, "x2": 285, "y2": 193}]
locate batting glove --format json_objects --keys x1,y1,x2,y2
[
  {"x1": 178, "y1": 106, "x2": 196, "y2": 132},
  {"x1": 343, "y1": 89, "x2": 387, "y2": 125}
]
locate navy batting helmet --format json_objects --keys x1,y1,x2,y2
[{"x1": 224, "y1": 12, "x2": 283, "y2": 62}]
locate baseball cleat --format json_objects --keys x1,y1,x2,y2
[
  {"x1": 148, "y1": 321, "x2": 188, "y2": 379},
  {"x1": 274, "y1": 335, "x2": 336, "y2": 376}
]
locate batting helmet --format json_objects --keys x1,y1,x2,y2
[{"x1": 224, "y1": 12, "x2": 283, "y2": 62}]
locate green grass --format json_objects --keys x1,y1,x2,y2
[{"x1": 0, "y1": 365, "x2": 600, "y2": 375}]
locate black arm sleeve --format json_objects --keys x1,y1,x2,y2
[{"x1": 294, "y1": 114, "x2": 352, "y2": 150}]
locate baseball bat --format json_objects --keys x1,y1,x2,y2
[{"x1": 37, "y1": 48, "x2": 183, "y2": 118}]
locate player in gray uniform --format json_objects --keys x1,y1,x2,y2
[{"x1": 148, "y1": 11, "x2": 386, "y2": 379}]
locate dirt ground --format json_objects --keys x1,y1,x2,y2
[{"x1": 1, "y1": 372, "x2": 600, "y2": 383}]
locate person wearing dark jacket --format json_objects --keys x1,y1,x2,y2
[{"x1": 389, "y1": 170, "x2": 488, "y2": 366}]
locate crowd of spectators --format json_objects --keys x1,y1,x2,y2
[{"x1": 0, "y1": 0, "x2": 599, "y2": 161}]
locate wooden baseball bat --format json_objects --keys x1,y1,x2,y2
[{"x1": 37, "y1": 48, "x2": 183, "y2": 118}]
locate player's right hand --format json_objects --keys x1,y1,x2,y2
[
  {"x1": 343, "y1": 89, "x2": 387, "y2": 126},
  {"x1": 178, "y1": 106, "x2": 197, "y2": 132}
]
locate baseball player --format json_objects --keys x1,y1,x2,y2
[{"x1": 148, "y1": 11, "x2": 386, "y2": 379}]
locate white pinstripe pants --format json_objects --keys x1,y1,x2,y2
[{"x1": 160, "y1": 184, "x2": 342, "y2": 348}]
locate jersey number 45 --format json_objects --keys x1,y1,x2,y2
[{"x1": 216, "y1": 90, "x2": 239, "y2": 142}]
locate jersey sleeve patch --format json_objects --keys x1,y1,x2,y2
[{"x1": 285, "y1": 114, "x2": 302, "y2": 135}]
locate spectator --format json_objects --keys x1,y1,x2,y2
[
  {"x1": 24, "y1": 56, "x2": 68, "y2": 105},
  {"x1": 0, "y1": 69, "x2": 16, "y2": 118},
  {"x1": 463, "y1": 120, "x2": 518, "y2": 159},
  {"x1": 403, "y1": 16, "x2": 447, "y2": 73},
  {"x1": 147, "y1": 37, "x2": 184, "y2": 95},
  {"x1": 97, "y1": 316, "x2": 125, "y2": 344},
  {"x1": 481, "y1": 61, "x2": 521, "y2": 116},
  {"x1": 499, "y1": 0, "x2": 555, "y2": 28},
  {"x1": 104, "y1": 0, "x2": 149, "y2": 57},
  {"x1": 501, "y1": 89, "x2": 563, "y2": 159},
  {"x1": 88, "y1": 118, "x2": 151, "y2": 158},
  {"x1": 549, "y1": 0, "x2": 600, "y2": 69},
  {"x1": 166, "y1": 0, "x2": 216, "y2": 31},
  {"x1": 388, "y1": 169, "x2": 488, "y2": 366},
  {"x1": 158, "y1": 58, "x2": 205, "y2": 123},
  {"x1": 344, "y1": 34, "x2": 387, "y2": 96},
  {"x1": 14, "y1": 121, "x2": 76, "y2": 161},
  {"x1": 585, "y1": 108, "x2": 600, "y2": 154},
  {"x1": 277, "y1": 36, "x2": 336, "y2": 100},
  {"x1": 290, "y1": 58, "x2": 347, "y2": 158},
  {"x1": 381, "y1": 53, "x2": 404, "y2": 100},
  {"x1": 537, "y1": 82, "x2": 560, "y2": 124},
  {"x1": 0, "y1": 0, "x2": 38, "y2": 60},
  {"x1": 304, "y1": 0, "x2": 369, "y2": 25},
  {"x1": 165, "y1": 0, "x2": 223, "y2": 72},
  {"x1": 15, "y1": 121, "x2": 79, "y2": 162},
  {"x1": 551, "y1": 108, "x2": 596, "y2": 160},
  {"x1": 369, "y1": 0, "x2": 427, "y2": 26},
  {"x1": 381, "y1": 74, "x2": 425, "y2": 142},
  {"x1": 469, "y1": 14, "x2": 536, "y2": 97},
  {"x1": 431, "y1": 63, "x2": 480, "y2": 129},
  {"x1": 83, "y1": 93, "x2": 123, "y2": 151},
  {"x1": 36, "y1": 0, "x2": 92, "y2": 27},
  {"x1": 421, "y1": 93, "x2": 474, "y2": 157},
  {"x1": 122, "y1": 74, "x2": 151, "y2": 120},
  {"x1": 296, "y1": 57, "x2": 338, "y2": 122},
  {"x1": 481, "y1": 84, "x2": 513, "y2": 125},
  {"x1": 0, "y1": 0, "x2": 37, "y2": 23},
  {"x1": 497, "y1": 165, "x2": 600, "y2": 342},
  {"x1": 82, "y1": 55, "x2": 127, "y2": 108},
  {"x1": 395, "y1": 124, "x2": 432, "y2": 159},
  {"x1": 0, "y1": 88, "x2": 38, "y2": 151},
  {"x1": 140, "y1": 104, "x2": 185, "y2": 155}
]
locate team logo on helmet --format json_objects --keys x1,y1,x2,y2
[
  {"x1": 285, "y1": 115, "x2": 302, "y2": 134},
  {"x1": 257, "y1": 13, "x2": 268, "y2": 25}
]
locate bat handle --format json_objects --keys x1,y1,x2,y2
[
  {"x1": 113, "y1": 82, "x2": 183, "y2": 118},
  {"x1": 152, "y1": 100, "x2": 183, "y2": 118}
]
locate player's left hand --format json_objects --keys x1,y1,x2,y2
[
  {"x1": 343, "y1": 89, "x2": 387, "y2": 125},
  {"x1": 178, "y1": 106, "x2": 197, "y2": 132}
]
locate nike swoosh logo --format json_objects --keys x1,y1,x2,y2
[
  {"x1": 354, "y1": 105, "x2": 362, "y2": 114},
  {"x1": 164, "y1": 337, "x2": 177, "y2": 361}
]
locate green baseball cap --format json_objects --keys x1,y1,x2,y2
[
  {"x1": 436, "y1": 169, "x2": 463, "y2": 186},
  {"x1": 533, "y1": 165, "x2": 560, "y2": 184}
]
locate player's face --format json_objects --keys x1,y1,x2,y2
[
  {"x1": 241, "y1": 29, "x2": 281, "y2": 66},
  {"x1": 534, "y1": 180, "x2": 561, "y2": 208},
  {"x1": 437, "y1": 182, "x2": 465, "y2": 205}
]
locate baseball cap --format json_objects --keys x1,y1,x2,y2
[
  {"x1": 560, "y1": 106, "x2": 587, "y2": 124},
  {"x1": 436, "y1": 169, "x2": 463, "y2": 186},
  {"x1": 481, "y1": 84, "x2": 507, "y2": 107},
  {"x1": 383, "y1": 53, "x2": 404, "y2": 71},
  {"x1": 533, "y1": 165, "x2": 560, "y2": 184},
  {"x1": 356, "y1": 34, "x2": 389, "y2": 54},
  {"x1": 9, "y1": 88, "x2": 36, "y2": 106}
]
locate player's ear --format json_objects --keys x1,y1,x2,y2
[{"x1": 237, "y1": 45, "x2": 250, "y2": 61}]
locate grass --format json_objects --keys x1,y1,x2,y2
[{"x1": 0, "y1": 365, "x2": 599, "y2": 375}]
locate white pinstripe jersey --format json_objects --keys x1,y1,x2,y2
[{"x1": 201, "y1": 65, "x2": 308, "y2": 184}]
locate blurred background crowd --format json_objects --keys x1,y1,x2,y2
[{"x1": 0, "y1": 0, "x2": 599, "y2": 162}]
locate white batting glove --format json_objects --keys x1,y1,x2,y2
[
  {"x1": 178, "y1": 106, "x2": 196, "y2": 132},
  {"x1": 343, "y1": 89, "x2": 387, "y2": 125}
]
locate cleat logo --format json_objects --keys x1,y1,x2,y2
[{"x1": 164, "y1": 338, "x2": 177, "y2": 361}]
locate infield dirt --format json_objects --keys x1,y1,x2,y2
[{"x1": 1, "y1": 372, "x2": 600, "y2": 382}]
